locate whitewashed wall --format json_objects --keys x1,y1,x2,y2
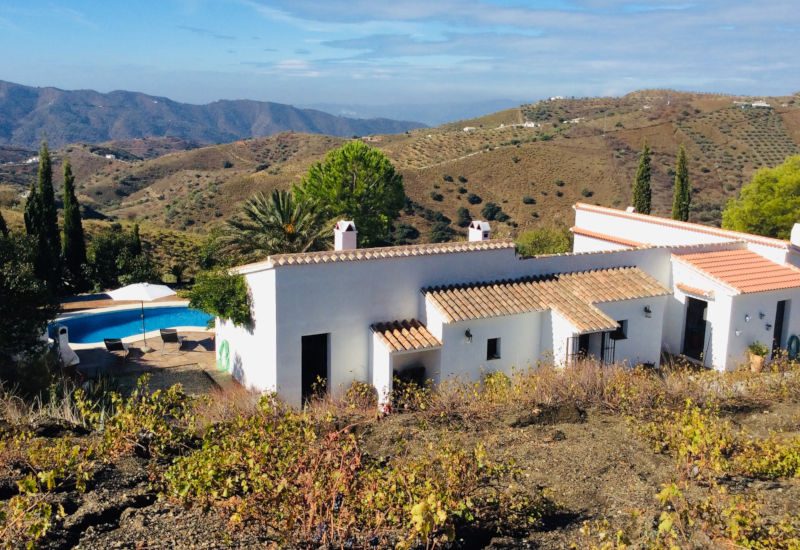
[
  {"x1": 572, "y1": 234, "x2": 631, "y2": 253},
  {"x1": 229, "y1": 243, "x2": 671, "y2": 407},
  {"x1": 595, "y1": 296, "x2": 667, "y2": 367},
  {"x1": 550, "y1": 310, "x2": 577, "y2": 367},
  {"x1": 271, "y1": 247, "x2": 519, "y2": 407},
  {"x1": 573, "y1": 206, "x2": 791, "y2": 266},
  {"x1": 574, "y1": 208, "x2": 735, "y2": 247},
  {"x1": 439, "y1": 311, "x2": 543, "y2": 381},
  {"x1": 727, "y1": 290, "x2": 800, "y2": 369},
  {"x1": 216, "y1": 269, "x2": 277, "y2": 391},
  {"x1": 371, "y1": 334, "x2": 392, "y2": 404}
]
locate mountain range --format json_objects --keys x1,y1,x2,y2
[{"x1": 0, "y1": 80, "x2": 425, "y2": 149}]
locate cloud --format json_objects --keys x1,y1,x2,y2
[
  {"x1": 294, "y1": 48, "x2": 311, "y2": 55},
  {"x1": 243, "y1": 58, "x2": 322, "y2": 78},
  {"x1": 177, "y1": 25, "x2": 236, "y2": 40}
]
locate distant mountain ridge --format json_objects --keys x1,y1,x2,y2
[{"x1": 0, "y1": 80, "x2": 425, "y2": 148}]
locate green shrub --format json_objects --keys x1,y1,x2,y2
[
  {"x1": 581, "y1": 188, "x2": 594, "y2": 198},
  {"x1": 456, "y1": 207, "x2": 471, "y2": 228},
  {"x1": 516, "y1": 227, "x2": 571, "y2": 256},
  {"x1": 522, "y1": 196, "x2": 536, "y2": 205},
  {"x1": 430, "y1": 191, "x2": 444, "y2": 202},
  {"x1": 467, "y1": 193, "x2": 482, "y2": 205},
  {"x1": 481, "y1": 202, "x2": 502, "y2": 221},
  {"x1": 186, "y1": 270, "x2": 252, "y2": 327},
  {"x1": 163, "y1": 395, "x2": 549, "y2": 547}
]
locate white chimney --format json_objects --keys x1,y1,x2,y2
[
  {"x1": 468, "y1": 220, "x2": 491, "y2": 242},
  {"x1": 334, "y1": 220, "x2": 357, "y2": 250},
  {"x1": 791, "y1": 223, "x2": 800, "y2": 248}
]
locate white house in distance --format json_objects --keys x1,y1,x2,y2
[{"x1": 216, "y1": 204, "x2": 800, "y2": 408}]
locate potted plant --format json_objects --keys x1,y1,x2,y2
[{"x1": 748, "y1": 341, "x2": 768, "y2": 373}]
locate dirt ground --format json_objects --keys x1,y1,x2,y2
[{"x1": 4, "y1": 395, "x2": 794, "y2": 549}]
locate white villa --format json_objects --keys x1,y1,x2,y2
[{"x1": 216, "y1": 203, "x2": 800, "y2": 407}]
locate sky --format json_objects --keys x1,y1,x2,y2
[{"x1": 0, "y1": 0, "x2": 798, "y2": 116}]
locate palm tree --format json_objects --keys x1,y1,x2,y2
[{"x1": 221, "y1": 190, "x2": 330, "y2": 261}]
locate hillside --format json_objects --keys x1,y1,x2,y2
[
  {"x1": 2, "y1": 90, "x2": 799, "y2": 242},
  {"x1": 0, "y1": 80, "x2": 425, "y2": 149}
]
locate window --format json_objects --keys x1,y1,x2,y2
[
  {"x1": 610, "y1": 320, "x2": 628, "y2": 340},
  {"x1": 487, "y1": 337, "x2": 501, "y2": 360}
]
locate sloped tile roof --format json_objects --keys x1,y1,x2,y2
[
  {"x1": 235, "y1": 239, "x2": 516, "y2": 272},
  {"x1": 371, "y1": 319, "x2": 442, "y2": 353},
  {"x1": 675, "y1": 249, "x2": 800, "y2": 293},
  {"x1": 424, "y1": 267, "x2": 669, "y2": 333}
]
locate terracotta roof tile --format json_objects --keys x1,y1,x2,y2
[
  {"x1": 235, "y1": 239, "x2": 516, "y2": 273},
  {"x1": 676, "y1": 283, "x2": 715, "y2": 299},
  {"x1": 424, "y1": 267, "x2": 669, "y2": 334},
  {"x1": 372, "y1": 319, "x2": 442, "y2": 353},
  {"x1": 675, "y1": 249, "x2": 800, "y2": 293}
]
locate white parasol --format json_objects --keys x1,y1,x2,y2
[{"x1": 107, "y1": 283, "x2": 176, "y2": 352}]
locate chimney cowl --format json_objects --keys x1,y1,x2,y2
[
  {"x1": 468, "y1": 220, "x2": 491, "y2": 242},
  {"x1": 334, "y1": 220, "x2": 357, "y2": 250}
]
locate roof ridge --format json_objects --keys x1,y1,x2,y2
[{"x1": 235, "y1": 238, "x2": 517, "y2": 273}]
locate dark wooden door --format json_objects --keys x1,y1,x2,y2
[
  {"x1": 682, "y1": 298, "x2": 707, "y2": 361},
  {"x1": 773, "y1": 300, "x2": 787, "y2": 357},
  {"x1": 301, "y1": 333, "x2": 328, "y2": 403}
]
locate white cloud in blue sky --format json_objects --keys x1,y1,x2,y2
[{"x1": 0, "y1": 0, "x2": 797, "y2": 111}]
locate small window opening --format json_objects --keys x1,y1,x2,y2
[
  {"x1": 610, "y1": 320, "x2": 628, "y2": 340},
  {"x1": 487, "y1": 337, "x2": 501, "y2": 360}
]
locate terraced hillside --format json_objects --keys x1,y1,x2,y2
[{"x1": 1, "y1": 90, "x2": 798, "y2": 242}]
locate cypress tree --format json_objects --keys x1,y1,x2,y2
[
  {"x1": 62, "y1": 159, "x2": 87, "y2": 287},
  {"x1": 24, "y1": 182, "x2": 40, "y2": 236},
  {"x1": 131, "y1": 223, "x2": 142, "y2": 256},
  {"x1": 632, "y1": 142, "x2": 652, "y2": 214},
  {"x1": 671, "y1": 145, "x2": 691, "y2": 221},
  {"x1": 0, "y1": 210, "x2": 7, "y2": 238},
  {"x1": 25, "y1": 142, "x2": 61, "y2": 291}
]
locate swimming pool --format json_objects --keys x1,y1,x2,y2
[{"x1": 56, "y1": 306, "x2": 213, "y2": 344}]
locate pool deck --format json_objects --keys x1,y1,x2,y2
[{"x1": 75, "y1": 331, "x2": 237, "y2": 395}]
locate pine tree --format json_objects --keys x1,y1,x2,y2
[
  {"x1": 632, "y1": 142, "x2": 652, "y2": 214},
  {"x1": 62, "y1": 159, "x2": 87, "y2": 287},
  {"x1": 0, "y1": 210, "x2": 7, "y2": 238},
  {"x1": 671, "y1": 145, "x2": 691, "y2": 221}
]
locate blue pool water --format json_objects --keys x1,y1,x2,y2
[{"x1": 56, "y1": 306, "x2": 212, "y2": 344}]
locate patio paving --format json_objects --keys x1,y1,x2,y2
[{"x1": 75, "y1": 331, "x2": 238, "y2": 395}]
